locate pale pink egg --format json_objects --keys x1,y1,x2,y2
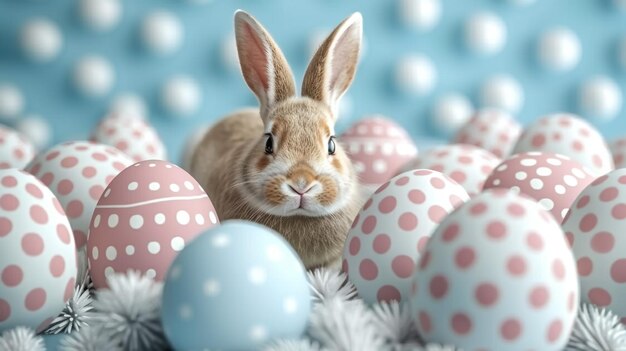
[
  {"x1": 0, "y1": 169, "x2": 76, "y2": 333},
  {"x1": 609, "y1": 137, "x2": 626, "y2": 169},
  {"x1": 343, "y1": 169, "x2": 469, "y2": 304},
  {"x1": 87, "y1": 160, "x2": 219, "y2": 288},
  {"x1": 340, "y1": 116, "x2": 418, "y2": 191},
  {"x1": 562, "y1": 169, "x2": 626, "y2": 322},
  {"x1": 91, "y1": 112, "x2": 167, "y2": 162},
  {"x1": 412, "y1": 189, "x2": 577, "y2": 350},
  {"x1": 512, "y1": 113, "x2": 614, "y2": 176},
  {"x1": 483, "y1": 152, "x2": 596, "y2": 223},
  {"x1": 0, "y1": 125, "x2": 35, "y2": 170},
  {"x1": 453, "y1": 108, "x2": 521, "y2": 158},
  {"x1": 401, "y1": 144, "x2": 501, "y2": 197}
]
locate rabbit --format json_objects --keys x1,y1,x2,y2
[{"x1": 189, "y1": 10, "x2": 364, "y2": 269}]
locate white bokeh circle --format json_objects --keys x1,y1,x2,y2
[
  {"x1": 20, "y1": 18, "x2": 63, "y2": 62},
  {"x1": 73, "y1": 55, "x2": 115, "y2": 97},
  {"x1": 398, "y1": 0, "x2": 442, "y2": 32},
  {"x1": 110, "y1": 93, "x2": 148, "y2": 119},
  {"x1": 578, "y1": 76, "x2": 622, "y2": 121},
  {"x1": 464, "y1": 12, "x2": 507, "y2": 55},
  {"x1": 141, "y1": 10, "x2": 184, "y2": 55},
  {"x1": 79, "y1": 0, "x2": 122, "y2": 32},
  {"x1": 0, "y1": 83, "x2": 25, "y2": 120},
  {"x1": 161, "y1": 75, "x2": 201, "y2": 117},
  {"x1": 479, "y1": 74, "x2": 524, "y2": 114},
  {"x1": 538, "y1": 27, "x2": 581, "y2": 72},
  {"x1": 15, "y1": 115, "x2": 52, "y2": 150},
  {"x1": 395, "y1": 54, "x2": 437, "y2": 96},
  {"x1": 432, "y1": 93, "x2": 474, "y2": 135}
]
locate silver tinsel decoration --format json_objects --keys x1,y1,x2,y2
[
  {"x1": 372, "y1": 301, "x2": 419, "y2": 344},
  {"x1": 307, "y1": 268, "x2": 357, "y2": 303},
  {"x1": 45, "y1": 273, "x2": 95, "y2": 334},
  {"x1": 59, "y1": 324, "x2": 121, "y2": 351},
  {"x1": 93, "y1": 270, "x2": 168, "y2": 351},
  {"x1": 263, "y1": 339, "x2": 325, "y2": 351},
  {"x1": 0, "y1": 327, "x2": 45, "y2": 351},
  {"x1": 567, "y1": 302, "x2": 626, "y2": 351},
  {"x1": 308, "y1": 297, "x2": 385, "y2": 351}
]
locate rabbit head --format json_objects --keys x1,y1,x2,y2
[{"x1": 233, "y1": 10, "x2": 362, "y2": 217}]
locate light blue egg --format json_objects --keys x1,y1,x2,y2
[{"x1": 161, "y1": 220, "x2": 311, "y2": 350}]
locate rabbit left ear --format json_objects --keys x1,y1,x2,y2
[
  {"x1": 302, "y1": 13, "x2": 363, "y2": 120},
  {"x1": 234, "y1": 10, "x2": 296, "y2": 123}
]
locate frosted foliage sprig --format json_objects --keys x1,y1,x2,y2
[
  {"x1": 45, "y1": 275, "x2": 95, "y2": 334},
  {"x1": 59, "y1": 324, "x2": 121, "y2": 351},
  {"x1": 372, "y1": 300, "x2": 419, "y2": 344},
  {"x1": 93, "y1": 270, "x2": 168, "y2": 351},
  {"x1": 307, "y1": 268, "x2": 357, "y2": 303},
  {"x1": 0, "y1": 327, "x2": 45, "y2": 351},
  {"x1": 566, "y1": 303, "x2": 626, "y2": 351}
]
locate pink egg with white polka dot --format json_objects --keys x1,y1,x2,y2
[
  {"x1": 0, "y1": 125, "x2": 35, "y2": 170},
  {"x1": 343, "y1": 169, "x2": 469, "y2": 304},
  {"x1": 91, "y1": 112, "x2": 167, "y2": 162},
  {"x1": 609, "y1": 137, "x2": 626, "y2": 169},
  {"x1": 484, "y1": 152, "x2": 596, "y2": 223},
  {"x1": 0, "y1": 169, "x2": 76, "y2": 333},
  {"x1": 412, "y1": 189, "x2": 578, "y2": 350},
  {"x1": 401, "y1": 144, "x2": 501, "y2": 197},
  {"x1": 512, "y1": 113, "x2": 614, "y2": 177},
  {"x1": 340, "y1": 115, "x2": 418, "y2": 192},
  {"x1": 87, "y1": 160, "x2": 219, "y2": 289},
  {"x1": 562, "y1": 169, "x2": 626, "y2": 323},
  {"x1": 453, "y1": 108, "x2": 521, "y2": 158},
  {"x1": 24, "y1": 141, "x2": 134, "y2": 277}
]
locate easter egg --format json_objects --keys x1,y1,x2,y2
[
  {"x1": 562, "y1": 169, "x2": 626, "y2": 321},
  {"x1": 484, "y1": 152, "x2": 596, "y2": 223},
  {"x1": 343, "y1": 169, "x2": 469, "y2": 304},
  {"x1": 161, "y1": 220, "x2": 310, "y2": 350},
  {"x1": 401, "y1": 144, "x2": 501, "y2": 197},
  {"x1": 412, "y1": 189, "x2": 578, "y2": 350},
  {"x1": 87, "y1": 160, "x2": 219, "y2": 289},
  {"x1": 512, "y1": 113, "x2": 614, "y2": 176},
  {"x1": 25, "y1": 141, "x2": 133, "y2": 277},
  {"x1": 0, "y1": 169, "x2": 76, "y2": 332},
  {"x1": 609, "y1": 136, "x2": 626, "y2": 169},
  {"x1": 340, "y1": 115, "x2": 418, "y2": 192},
  {"x1": 0, "y1": 125, "x2": 36, "y2": 170},
  {"x1": 453, "y1": 108, "x2": 521, "y2": 158},
  {"x1": 91, "y1": 112, "x2": 167, "y2": 162}
]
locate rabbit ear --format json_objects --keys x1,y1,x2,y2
[
  {"x1": 302, "y1": 13, "x2": 363, "y2": 120},
  {"x1": 234, "y1": 10, "x2": 296, "y2": 122}
]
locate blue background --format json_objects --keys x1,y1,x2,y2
[{"x1": 0, "y1": 0, "x2": 625, "y2": 164}]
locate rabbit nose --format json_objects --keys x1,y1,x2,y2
[{"x1": 288, "y1": 182, "x2": 317, "y2": 195}]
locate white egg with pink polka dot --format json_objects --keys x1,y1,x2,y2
[
  {"x1": 0, "y1": 169, "x2": 76, "y2": 333},
  {"x1": 412, "y1": 188, "x2": 578, "y2": 350},
  {"x1": 343, "y1": 169, "x2": 469, "y2": 304},
  {"x1": 562, "y1": 169, "x2": 626, "y2": 324},
  {"x1": 453, "y1": 108, "x2": 521, "y2": 159},
  {"x1": 512, "y1": 113, "x2": 614, "y2": 177},
  {"x1": 25, "y1": 141, "x2": 134, "y2": 278},
  {"x1": 484, "y1": 152, "x2": 596, "y2": 223},
  {"x1": 609, "y1": 136, "x2": 626, "y2": 169},
  {"x1": 401, "y1": 144, "x2": 501, "y2": 197},
  {"x1": 91, "y1": 112, "x2": 167, "y2": 162},
  {"x1": 0, "y1": 125, "x2": 36, "y2": 170},
  {"x1": 87, "y1": 160, "x2": 219, "y2": 289}
]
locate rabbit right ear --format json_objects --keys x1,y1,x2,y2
[{"x1": 234, "y1": 10, "x2": 296, "y2": 123}]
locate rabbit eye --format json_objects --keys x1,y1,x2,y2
[
  {"x1": 264, "y1": 133, "x2": 274, "y2": 155},
  {"x1": 328, "y1": 136, "x2": 336, "y2": 155}
]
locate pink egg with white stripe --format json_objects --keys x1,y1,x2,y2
[
  {"x1": 562, "y1": 169, "x2": 626, "y2": 322},
  {"x1": 512, "y1": 113, "x2": 614, "y2": 176},
  {"x1": 91, "y1": 112, "x2": 167, "y2": 162},
  {"x1": 25, "y1": 141, "x2": 133, "y2": 277},
  {"x1": 343, "y1": 169, "x2": 469, "y2": 304},
  {"x1": 0, "y1": 169, "x2": 76, "y2": 333},
  {"x1": 87, "y1": 160, "x2": 219, "y2": 289},
  {"x1": 340, "y1": 116, "x2": 418, "y2": 192},
  {"x1": 453, "y1": 108, "x2": 521, "y2": 158},
  {"x1": 0, "y1": 125, "x2": 35, "y2": 170},
  {"x1": 412, "y1": 189, "x2": 578, "y2": 350},
  {"x1": 484, "y1": 152, "x2": 596, "y2": 223},
  {"x1": 401, "y1": 144, "x2": 501, "y2": 197}
]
